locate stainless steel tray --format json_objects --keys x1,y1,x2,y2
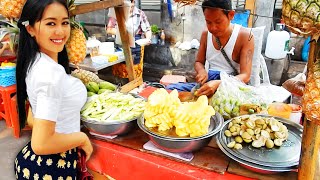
[
  {"x1": 217, "y1": 114, "x2": 303, "y2": 168},
  {"x1": 216, "y1": 139, "x2": 297, "y2": 173}
]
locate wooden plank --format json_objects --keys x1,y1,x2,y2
[
  {"x1": 114, "y1": 6, "x2": 136, "y2": 81},
  {"x1": 70, "y1": 0, "x2": 124, "y2": 16},
  {"x1": 228, "y1": 160, "x2": 297, "y2": 180},
  {"x1": 245, "y1": 0, "x2": 256, "y2": 28},
  {"x1": 298, "y1": 36, "x2": 320, "y2": 180},
  {"x1": 119, "y1": 76, "x2": 143, "y2": 93}
]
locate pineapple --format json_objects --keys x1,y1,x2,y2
[
  {"x1": 0, "y1": 0, "x2": 26, "y2": 19},
  {"x1": 282, "y1": 0, "x2": 320, "y2": 36},
  {"x1": 65, "y1": 0, "x2": 86, "y2": 65},
  {"x1": 0, "y1": 19, "x2": 19, "y2": 54},
  {"x1": 302, "y1": 58, "x2": 320, "y2": 122},
  {"x1": 71, "y1": 69, "x2": 103, "y2": 85}
]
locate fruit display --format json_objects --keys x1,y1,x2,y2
[
  {"x1": 71, "y1": 69, "x2": 104, "y2": 84},
  {"x1": 224, "y1": 115, "x2": 289, "y2": 150},
  {"x1": 282, "y1": 0, "x2": 319, "y2": 37},
  {"x1": 85, "y1": 81, "x2": 117, "y2": 97},
  {"x1": 144, "y1": 88, "x2": 215, "y2": 137},
  {"x1": 0, "y1": 0, "x2": 26, "y2": 19},
  {"x1": 302, "y1": 59, "x2": 320, "y2": 122},
  {"x1": 0, "y1": 62, "x2": 16, "y2": 68},
  {"x1": 65, "y1": 0, "x2": 87, "y2": 65},
  {"x1": 81, "y1": 92, "x2": 145, "y2": 122}
]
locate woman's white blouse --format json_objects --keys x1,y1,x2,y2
[{"x1": 26, "y1": 52, "x2": 87, "y2": 134}]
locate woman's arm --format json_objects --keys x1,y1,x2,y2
[{"x1": 31, "y1": 118, "x2": 92, "y2": 159}]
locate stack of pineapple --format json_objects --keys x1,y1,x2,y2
[{"x1": 282, "y1": 1, "x2": 320, "y2": 122}]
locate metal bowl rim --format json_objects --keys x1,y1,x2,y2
[
  {"x1": 137, "y1": 113, "x2": 224, "y2": 141},
  {"x1": 216, "y1": 137, "x2": 297, "y2": 172}
]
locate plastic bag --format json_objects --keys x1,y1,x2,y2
[
  {"x1": 210, "y1": 72, "x2": 269, "y2": 119},
  {"x1": 282, "y1": 66, "x2": 306, "y2": 96},
  {"x1": 282, "y1": 64, "x2": 307, "y2": 96}
]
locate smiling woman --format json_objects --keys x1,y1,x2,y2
[{"x1": 14, "y1": 0, "x2": 93, "y2": 179}]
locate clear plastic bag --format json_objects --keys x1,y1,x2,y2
[
  {"x1": 282, "y1": 73, "x2": 306, "y2": 96},
  {"x1": 210, "y1": 72, "x2": 269, "y2": 119}
]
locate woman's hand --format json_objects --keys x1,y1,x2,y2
[
  {"x1": 196, "y1": 80, "x2": 221, "y2": 97},
  {"x1": 195, "y1": 69, "x2": 208, "y2": 84},
  {"x1": 79, "y1": 134, "x2": 93, "y2": 161}
]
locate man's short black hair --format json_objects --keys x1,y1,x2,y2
[{"x1": 202, "y1": 0, "x2": 232, "y2": 12}]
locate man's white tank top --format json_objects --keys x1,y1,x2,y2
[{"x1": 206, "y1": 24, "x2": 241, "y2": 74}]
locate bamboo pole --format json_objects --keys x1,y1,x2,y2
[
  {"x1": 114, "y1": 6, "x2": 136, "y2": 81},
  {"x1": 298, "y1": 36, "x2": 320, "y2": 180}
]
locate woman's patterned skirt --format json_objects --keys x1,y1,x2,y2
[{"x1": 14, "y1": 142, "x2": 78, "y2": 180}]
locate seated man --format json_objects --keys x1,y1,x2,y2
[
  {"x1": 106, "y1": 0, "x2": 151, "y2": 64},
  {"x1": 167, "y1": 0, "x2": 254, "y2": 97}
]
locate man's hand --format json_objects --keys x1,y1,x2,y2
[
  {"x1": 195, "y1": 69, "x2": 208, "y2": 84},
  {"x1": 196, "y1": 80, "x2": 220, "y2": 96}
]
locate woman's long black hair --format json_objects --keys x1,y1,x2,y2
[{"x1": 16, "y1": 0, "x2": 70, "y2": 130}]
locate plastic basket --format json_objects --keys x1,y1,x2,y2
[{"x1": 0, "y1": 67, "x2": 16, "y2": 87}]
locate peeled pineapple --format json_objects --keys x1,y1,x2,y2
[
  {"x1": 0, "y1": 0, "x2": 26, "y2": 19},
  {"x1": 144, "y1": 88, "x2": 215, "y2": 137},
  {"x1": 71, "y1": 69, "x2": 103, "y2": 85},
  {"x1": 282, "y1": 0, "x2": 320, "y2": 36},
  {"x1": 302, "y1": 59, "x2": 320, "y2": 122}
]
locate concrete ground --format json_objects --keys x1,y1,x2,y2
[{"x1": 0, "y1": 121, "x2": 31, "y2": 180}]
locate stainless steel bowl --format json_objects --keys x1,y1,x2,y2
[
  {"x1": 82, "y1": 117, "x2": 138, "y2": 136},
  {"x1": 81, "y1": 93, "x2": 145, "y2": 136},
  {"x1": 137, "y1": 113, "x2": 224, "y2": 153}
]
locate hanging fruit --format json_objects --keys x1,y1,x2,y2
[
  {"x1": 282, "y1": 0, "x2": 320, "y2": 37},
  {"x1": 65, "y1": 0, "x2": 87, "y2": 66},
  {"x1": 0, "y1": 0, "x2": 26, "y2": 19}
]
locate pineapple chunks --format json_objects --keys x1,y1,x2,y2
[{"x1": 144, "y1": 88, "x2": 215, "y2": 137}]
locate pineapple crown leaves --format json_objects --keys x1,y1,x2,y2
[
  {"x1": 0, "y1": 19, "x2": 19, "y2": 52},
  {"x1": 67, "y1": 0, "x2": 83, "y2": 30}
]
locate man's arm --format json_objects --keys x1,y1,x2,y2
[
  {"x1": 194, "y1": 30, "x2": 209, "y2": 84},
  {"x1": 235, "y1": 29, "x2": 254, "y2": 83}
]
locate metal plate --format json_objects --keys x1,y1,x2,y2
[
  {"x1": 216, "y1": 139, "x2": 297, "y2": 173},
  {"x1": 217, "y1": 115, "x2": 303, "y2": 168}
]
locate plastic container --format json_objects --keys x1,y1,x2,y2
[
  {"x1": 267, "y1": 102, "x2": 292, "y2": 119},
  {"x1": 0, "y1": 67, "x2": 16, "y2": 87},
  {"x1": 288, "y1": 104, "x2": 302, "y2": 124},
  {"x1": 265, "y1": 24, "x2": 290, "y2": 59}
]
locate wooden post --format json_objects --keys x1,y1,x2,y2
[
  {"x1": 298, "y1": 36, "x2": 320, "y2": 180},
  {"x1": 244, "y1": 0, "x2": 256, "y2": 28},
  {"x1": 114, "y1": 6, "x2": 136, "y2": 81}
]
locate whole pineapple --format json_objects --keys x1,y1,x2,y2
[
  {"x1": 0, "y1": 0, "x2": 26, "y2": 19},
  {"x1": 282, "y1": 0, "x2": 320, "y2": 36},
  {"x1": 65, "y1": 0, "x2": 87, "y2": 65},
  {"x1": 302, "y1": 58, "x2": 320, "y2": 122},
  {"x1": 71, "y1": 69, "x2": 103, "y2": 85}
]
